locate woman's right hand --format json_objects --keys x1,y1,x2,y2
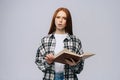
[{"x1": 45, "y1": 53, "x2": 55, "y2": 64}]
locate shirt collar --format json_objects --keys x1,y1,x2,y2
[{"x1": 49, "y1": 33, "x2": 71, "y2": 40}]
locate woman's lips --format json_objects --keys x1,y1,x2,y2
[{"x1": 58, "y1": 24, "x2": 62, "y2": 26}]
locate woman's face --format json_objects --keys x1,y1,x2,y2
[{"x1": 55, "y1": 10, "x2": 67, "y2": 31}]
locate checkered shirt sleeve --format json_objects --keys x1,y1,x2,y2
[{"x1": 35, "y1": 37, "x2": 53, "y2": 72}]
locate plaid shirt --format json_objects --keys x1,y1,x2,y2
[{"x1": 35, "y1": 33, "x2": 84, "y2": 80}]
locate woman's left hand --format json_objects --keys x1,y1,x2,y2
[{"x1": 65, "y1": 58, "x2": 76, "y2": 66}]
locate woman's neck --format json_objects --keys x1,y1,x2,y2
[{"x1": 55, "y1": 29, "x2": 66, "y2": 34}]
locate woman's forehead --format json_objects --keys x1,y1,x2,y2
[{"x1": 56, "y1": 11, "x2": 67, "y2": 17}]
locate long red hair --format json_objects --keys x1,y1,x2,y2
[{"x1": 48, "y1": 7, "x2": 73, "y2": 35}]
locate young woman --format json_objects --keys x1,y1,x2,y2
[{"x1": 35, "y1": 7, "x2": 84, "y2": 80}]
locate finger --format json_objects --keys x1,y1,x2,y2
[
  {"x1": 47, "y1": 54, "x2": 54, "y2": 60},
  {"x1": 70, "y1": 58, "x2": 75, "y2": 63},
  {"x1": 46, "y1": 53, "x2": 52, "y2": 57},
  {"x1": 46, "y1": 54, "x2": 51, "y2": 59},
  {"x1": 65, "y1": 59, "x2": 72, "y2": 64},
  {"x1": 65, "y1": 59, "x2": 76, "y2": 66},
  {"x1": 45, "y1": 57, "x2": 49, "y2": 60},
  {"x1": 49, "y1": 54, "x2": 55, "y2": 59}
]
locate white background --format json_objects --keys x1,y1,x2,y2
[{"x1": 0, "y1": 0, "x2": 120, "y2": 80}]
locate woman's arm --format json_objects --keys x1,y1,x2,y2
[
  {"x1": 69, "y1": 39, "x2": 84, "y2": 74},
  {"x1": 35, "y1": 38, "x2": 53, "y2": 72}
]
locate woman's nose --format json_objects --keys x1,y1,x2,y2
[{"x1": 59, "y1": 18, "x2": 62, "y2": 22}]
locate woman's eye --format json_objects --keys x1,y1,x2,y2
[
  {"x1": 63, "y1": 17, "x2": 67, "y2": 20},
  {"x1": 56, "y1": 16, "x2": 60, "y2": 19}
]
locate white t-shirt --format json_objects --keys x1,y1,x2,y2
[{"x1": 54, "y1": 33, "x2": 67, "y2": 73}]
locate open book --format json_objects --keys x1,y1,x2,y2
[{"x1": 54, "y1": 48, "x2": 95, "y2": 65}]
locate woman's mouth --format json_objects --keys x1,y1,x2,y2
[{"x1": 58, "y1": 24, "x2": 62, "y2": 26}]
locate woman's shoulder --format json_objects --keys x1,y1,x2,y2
[
  {"x1": 69, "y1": 34, "x2": 80, "y2": 40},
  {"x1": 68, "y1": 34, "x2": 82, "y2": 43},
  {"x1": 41, "y1": 34, "x2": 54, "y2": 40}
]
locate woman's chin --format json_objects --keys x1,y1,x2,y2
[{"x1": 56, "y1": 26, "x2": 65, "y2": 30}]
